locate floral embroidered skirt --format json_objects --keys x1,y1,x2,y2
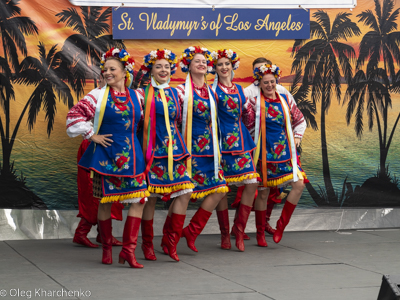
[
  {"x1": 257, "y1": 159, "x2": 307, "y2": 189},
  {"x1": 221, "y1": 151, "x2": 259, "y2": 186},
  {"x1": 190, "y1": 156, "x2": 229, "y2": 200},
  {"x1": 147, "y1": 157, "x2": 194, "y2": 201},
  {"x1": 93, "y1": 172, "x2": 150, "y2": 204}
]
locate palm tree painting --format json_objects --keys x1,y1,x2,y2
[
  {"x1": 0, "y1": 0, "x2": 45, "y2": 208},
  {"x1": 56, "y1": 6, "x2": 125, "y2": 89},
  {"x1": 291, "y1": 11, "x2": 361, "y2": 205},
  {"x1": 343, "y1": 0, "x2": 400, "y2": 205}
]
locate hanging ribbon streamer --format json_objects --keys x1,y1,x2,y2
[
  {"x1": 278, "y1": 93, "x2": 299, "y2": 182},
  {"x1": 182, "y1": 73, "x2": 193, "y2": 178},
  {"x1": 207, "y1": 84, "x2": 220, "y2": 180},
  {"x1": 253, "y1": 87, "x2": 262, "y2": 164},
  {"x1": 151, "y1": 76, "x2": 174, "y2": 181},
  {"x1": 212, "y1": 73, "x2": 219, "y2": 92},
  {"x1": 260, "y1": 93, "x2": 268, "y2": 187},
  {"x1": 93, "y1": 84, "x2": 110, "y2": 135}
]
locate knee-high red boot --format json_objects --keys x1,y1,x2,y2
[
  {"x1": 255, "y1": 210, "x2": 268, "y2": 247},
  {"x1": 231, "y1": 205, "x2": 251, "y2": 240},
  {"x1": 265, "y1": 201, "x2": 276, "y2": 235},
  {"x1": 161, "y1": 213, "x2": 185, "y2": 261},
  {"x1": 273, "y1": 201, "x2": 296, "y2": 244},
  {"x1": 231, "y1": 204, "x2": 252, "y2": 252},
  {"x1": 216, "y1": 209, "x2": 231, "y2": 250},
  {"x1": 182, "y1": 208, "x2": 212, "y2": 252},
  {"x1": 141, "y1": 219, "x2": 156, "y2": 261},
  {"x1": 97, "y1": 218, "x2": 113, "y2": 264},
  {"x1": 73, "y1": 218, "x2": 99, "y2": 248},
  {"x1": 160, "y1": 215, "x2": 171, "y2": 255},
  {"x1": 118, "y1": 216, "x2": 143, "y2": 268},
  {"x1": 96, "y1": 227, "x2": 123, "y2": 246}
]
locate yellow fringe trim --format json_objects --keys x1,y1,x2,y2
[
  {"x1": 263, "y1": 171, "x2": 307, "y2": 188},
  {"x1": 226, "y1": 173, "x2": 260, "y2": 183},
  {"x1": 149, "y1": 183, "x2": 195, "y2": 194},
  {"x1": 100, "y1": 190, "x2": 150, "y2": 203},
  {"x1": 191, "y1": 185, "x2": 230, "y2": 199}
]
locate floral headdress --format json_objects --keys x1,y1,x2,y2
[
  {"x1": 179, "y1": 46, "x2": 213, "y2": 74},
  {"x1": 253, "y1": 64, "x2": 281, "y2": 86},
  {"x1": 100, "y1": 47, "x2": 135, "y2": 81},
  {"x1": 141, "y1": 49, "x2": 178, "y2": 77},
  {"x1": 210, "y1": 49, "x2": 240, "y2": 74}
]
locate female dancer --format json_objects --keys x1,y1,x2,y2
[
  {"x1": 245, "y1": 64, "x2": 307, "y2": 243},
  {"x1": 210, "y1": 49, "x2": 259, "y2": 251},
  {"x1": 136, "y1": 49, "x2": 194, "y2": 262},
  {"x1": 177, "y1": 46, "x2": 229, "y2": 253},
  {"x1": 67, "y1": 48, "x2": 149, "y2": 268}
]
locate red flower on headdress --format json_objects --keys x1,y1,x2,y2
[
  {"x1": 226, "y1": 135, "x2": 237, "y2": 146},
  {"x1": 116, "y1": 156, "x2": 128, "y2": 168},
  {"x1": 198, "y1": 138, "x2": 208, "y2": 149},
  {"x1": 194, "y1": 46, "x2": 202, "y2": 53},
  {"x1": 152, "y1": 166, "x2": 164, "y2": 177},
  {"x1": 193, "y1": 174, "x2": 205, "y2": 184},
  {"x1": 157, "y1": 49, "x2": 165, "y2": 59},
  {"x1": 238, "y1": 157, "x2": 248, "y2": 168},
  {"x1": 109, "y1": 177, "x2": 122, "y2": 187}
]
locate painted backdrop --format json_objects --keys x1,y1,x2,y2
[{"x1": 0, "y1": 0, "x2": 399, "y2": 209}]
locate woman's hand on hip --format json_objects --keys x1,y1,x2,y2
[{"x1": 90, "y1": 134, "x2": 113, "y2": 148}]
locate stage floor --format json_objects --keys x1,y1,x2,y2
[{"x1": 1, "y1": 229, "x2": 399, "y2": 299}]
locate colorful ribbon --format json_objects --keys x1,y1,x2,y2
[{"x1": 182, "y1": 73, "x2": 193, "y2": 178}]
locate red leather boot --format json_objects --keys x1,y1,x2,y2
[
  {"x1": 73, "y1": 218, "x2": 98, "y2": 248},
  {"x1": 118, "y1": 216, "x2": 143, "y2": 268},
  {"x1": 161, "y1": 213, "x2": 185, "y2": 261},
  {"x1": 255, "y1": 210, "x2": 268, "y2": 247},
  {"x1": 97, "y1": 218, "x2": 113, "y2": 264},
  {"x1": 273, "y1": 201, "x2": 296, "y2": 244},
  {"x1": 96, "y1": 227, "x2": 122, "y2": 246},
  {"x1": 160, "y1": 215, "x2": 171, "y2": 255},
  {"x1": 265, "y1": 201, "x2": 276, "y2": 235},
  {"x1": 141, "y1": 219, "x2": 157, "y2": 261},
  {"x1": 216, "y1": 209, "x2": 231, "y2": 250},
  {"x1": 182, "y1": 208, "x2": 212, "y2": 252},
  {"x1": 231, "y1": 205, "x2": 250, "y2": 240},
  {"x1": 231, "y1": 204, "x2": 252, "y2": 251}
]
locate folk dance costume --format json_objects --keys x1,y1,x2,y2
[
  {"x1": 177, "y1": 46, "x2": 229, "y2": 253},
  {"x1": 244, "y1": 81, "x2": 307, "y2": 235},
  {"x1": 244, "y1": 63, "x2": 307, "y2": 243},
  {"x1": 67, "y1": 48, "x2": 148, "y2": 267},
  {"x1": 210, "y1": 49, "x2": 260, "y2": 250},
  {"x1": 138, "y1": 49, "x2": 194, "y2": 262},
  {"x1": 73, "y1": 139, "x2": 123, "y2": 248}
]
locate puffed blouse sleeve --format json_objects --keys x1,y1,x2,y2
[
  {"x1": 66, "y1": 88, "x2": 99, "y2": 140},
  {"x1": 242, "y1": 95, "x2": 256, "y2": 138}
]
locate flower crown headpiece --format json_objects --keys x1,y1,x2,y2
[
  {"x1": 100, "y1": 48, "x2": 135, "y2": 80},
  {"x1": 253, "y1": 64, "x2": 281, "y2": 86},
  {"x1": 179, "y1": 46, "x2": 213, "y2": 74},
  {"x1": 210, "y1": 49, "x2": 240, "y2": 74},
  {"x1": 141, "y1": 49, "x2": 178, "y2": 77}
]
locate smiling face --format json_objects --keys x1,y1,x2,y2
[
  {"x1": 189, "y1": 53, "x2": 207, "y2": 76},
  {"x1": 103, "y1": 58, "x2": 126, "y2": 90},
  {"x1": 260, "y1": 73, "x2": 277, "y2": 99},
  {"x1": 216, "y1": 57, "x2": 232, "y2": 81},
  {"x1": 151, "y1": 59, "x2": 170, "y2": 84}
]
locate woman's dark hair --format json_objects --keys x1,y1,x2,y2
[{"x1": 252, "y1": 57, "x2": 272, "y2": 68}]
